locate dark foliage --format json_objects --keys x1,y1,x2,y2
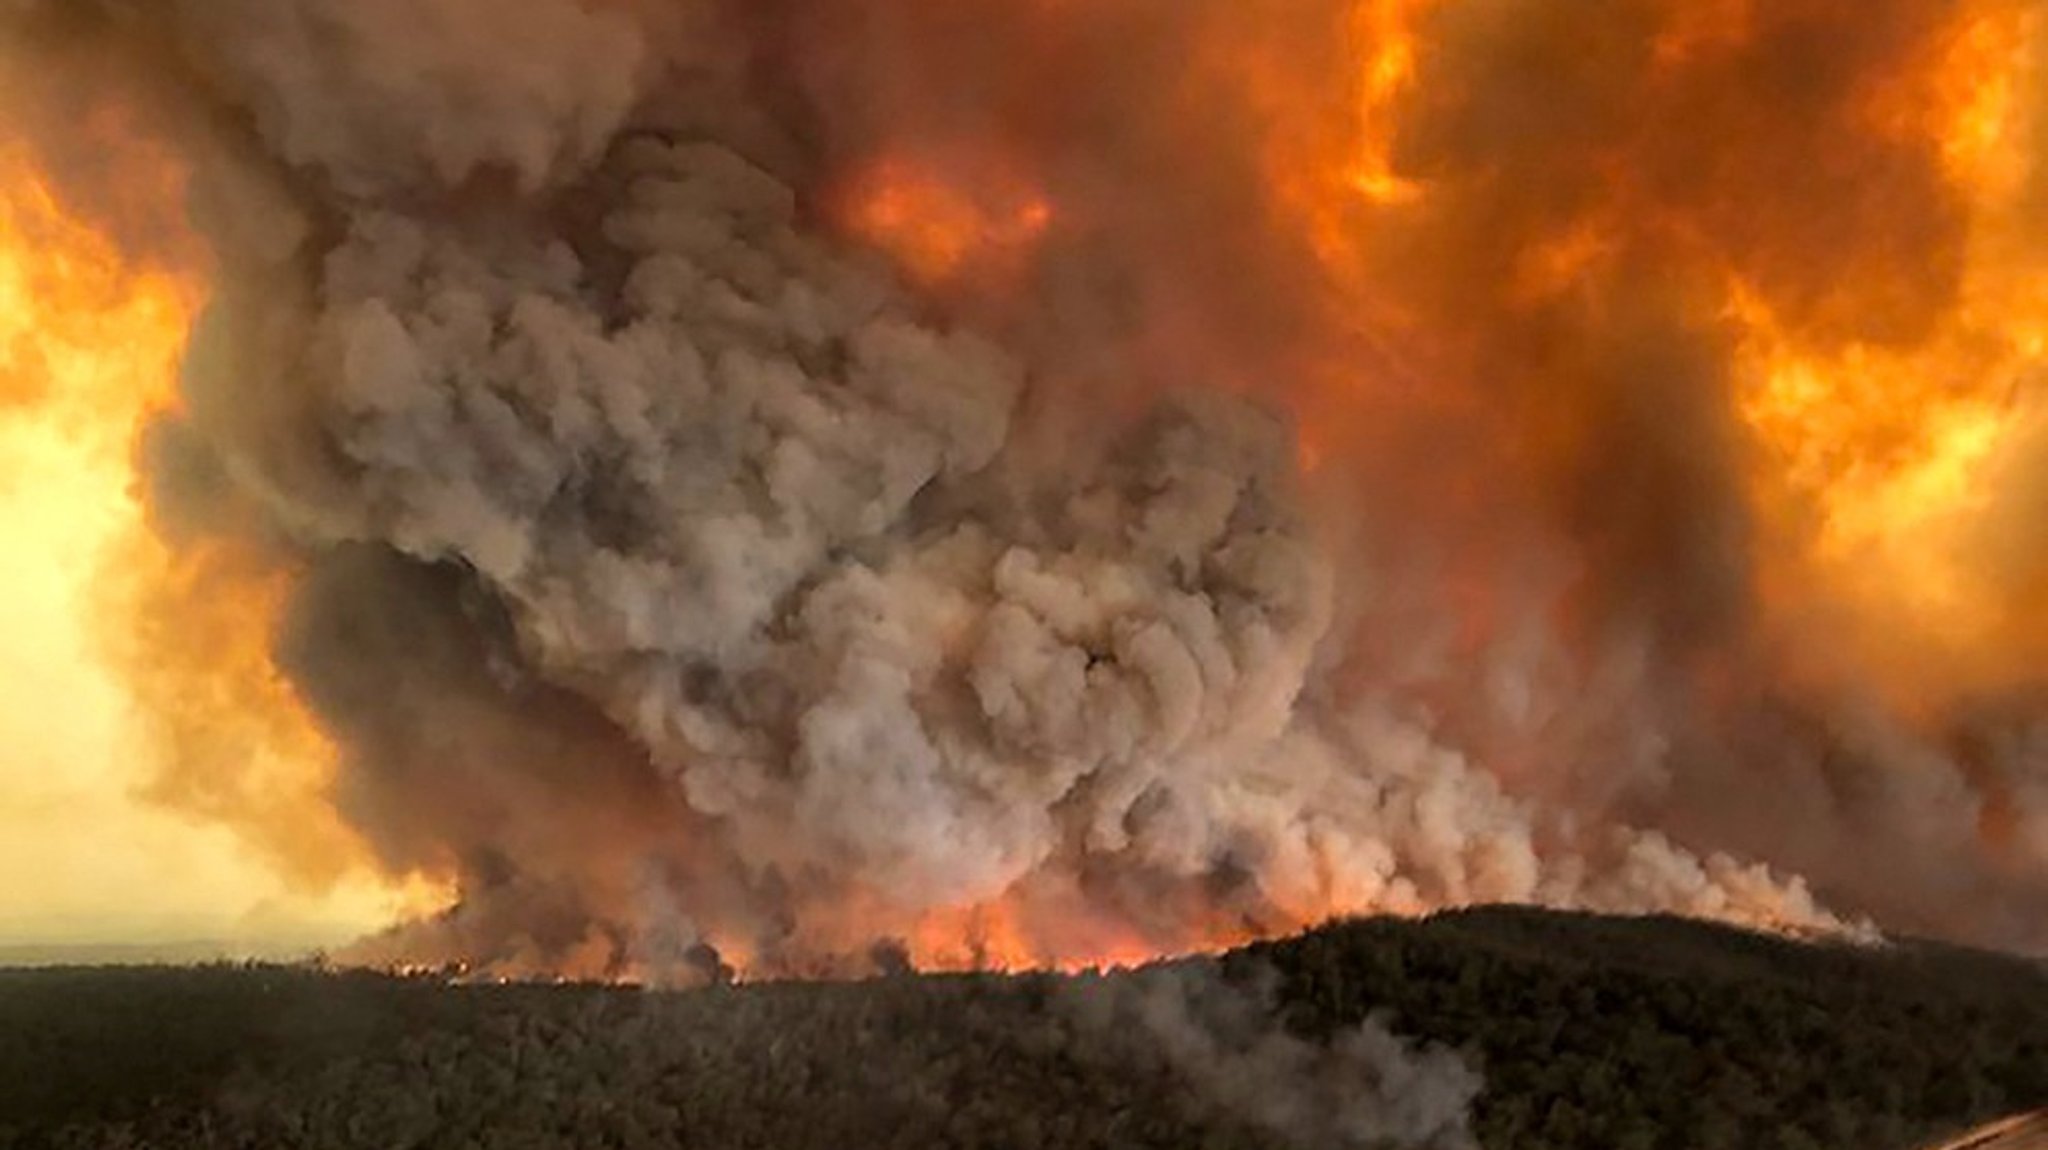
[
  {"x1": 1, "y1": 907, "x2": 2043, "y2": 1150},
  {"x1": 0, "y1": 964, "x2": 1297, "y2": 1150},
  {"x1": 1228, "y1": 909, "x2": 2048, "y2": 1150}
]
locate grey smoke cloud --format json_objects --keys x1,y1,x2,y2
[
  {"x1": 17, "y1": 0, "x2": 2048, "y2": 975},
  {"x1": 176, "y1": 0, "x2": 648, "y2": 196}
]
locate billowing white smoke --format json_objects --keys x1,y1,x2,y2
[
  {"x1": 23, "y1": 0, "x2": 1876, "y2": 973},
  {"x1": 301, "y1": 132, "x2": 1338, "y2": 918}
]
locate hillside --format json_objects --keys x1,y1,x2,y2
[{"x1": 2, "y1": 907, "x2": 2044, "y2": 1150}]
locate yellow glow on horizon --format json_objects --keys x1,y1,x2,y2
[
  {"x1": 0, "y1": 141, "x2": 439, "y2": 955},
  {"x1": 0, "y1": 420, "x2": 417, "y2": 949}
]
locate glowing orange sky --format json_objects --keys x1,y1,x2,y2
[{"x1": 0, "y1": 146, "x2": 433, "y2": 951}]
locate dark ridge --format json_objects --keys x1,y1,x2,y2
[{"x1": 2, "y1": 906, "x2": 2044, "y2": 1150}]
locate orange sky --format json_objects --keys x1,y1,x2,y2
[
  {"x1": 0, "y1": 147, "x2": 426, "y2": 954},
  {"x1": 0, "y1": 396, "x2": 413, "y2": 951}
]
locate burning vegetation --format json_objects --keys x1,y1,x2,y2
[{"x1": 1, "y1": 0, "x2": 2048, "y2": 981}]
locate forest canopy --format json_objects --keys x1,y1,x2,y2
[{"x1": 2, "y1": 907, "x2": 2044, "y2": 1150}]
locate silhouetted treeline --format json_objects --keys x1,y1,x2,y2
[
  {"x1": 1228, "y1": 909, "x2": 2048, "y2": 1149},
  {"x1": 0, "y1": 962, "x2": 1456, "y2": 1150},
  {"x1": 1, "y1": 907, "x2": 2044, "y2": 1150}
]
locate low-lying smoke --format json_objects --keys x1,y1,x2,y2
[{"x1": 1064, "y1": 961, "x2": 1484, "y2": 1149}]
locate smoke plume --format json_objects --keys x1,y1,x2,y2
[{"x1": 9, "y1": 0, "x2": 2048, "y2": 974}]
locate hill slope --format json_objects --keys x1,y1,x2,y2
[{"x1": 2, "y1": 907, "x2": 2044, "y2": 1150}]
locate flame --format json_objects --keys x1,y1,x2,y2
[
  {"x1": 1269, "y1": 0, "x2": 1438, "y2": 280},
  {"x1": 1262, "y1": 0, "x2": 2048, "y2": 699},
  {"x1": 0, "y1": 162, "x2": 187, "y2": 421},
  {"x1": 527, "y1": 0, "x2": 2048, "y2": 976},
  {"x1": 759, "y1": 875, "x2": 1285, "y2": 978},
  {"x1": 18, "y1": 0, "x2": 2048, "y2": 975},
  {"x1": 842, "y1": 155, "x2": 1054, "y2": 288},
  {"x1": 901, "y1": 887, "x2": 1272, "y2": 976},
  {"x1": 0, "y1": 135, "x2": 445, "y2": 944},
  {"x1": 1342, "y1": 0, "x2": 1433, "y2": 208},
  {"x1": 1731, "y1": 1, "x2": 2048, "y2": 693},
  {"x1": 101, "y1": 539, "x2": 369, "y2": 889}
]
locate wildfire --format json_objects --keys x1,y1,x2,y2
[
  {"x1": 0, "y1": 157, "x2": 187, "y2": 421},
  {"x1": 1730, "y1": 0, "x2": 2048, "y2": 692},
  {"x1": 1342, "y1": 0, "x2": 1433, "y2": 208},
  {"x1": 1264, "y1": 0, "x2": 2048, "y2": 697},
  {"x1": 778, "y1": 0, "x2": 2048, "y2": 972},
  {"x1": 903, "y1": 892, "x2": 1272, "y2": 976},
  {"x1": 841, "y1": 155, "x2": 1054, "y2": 288},
  {"x1": 18, "y1": 0, "x2": 2048, "y2": 981},
  {"x1": 0, "y1": 135, "x2": 444, "y2": 940}
]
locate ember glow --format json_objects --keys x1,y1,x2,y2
[
  {"x1": 1726, "y1": 1, "x2": 2048, "y2": 694},
  {"x1": 842, "y1": 156, "x2": 1054, "y2": 289},
  {"x1": 5, "y1": 0, "x2": 2048, "y2": 977}
]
